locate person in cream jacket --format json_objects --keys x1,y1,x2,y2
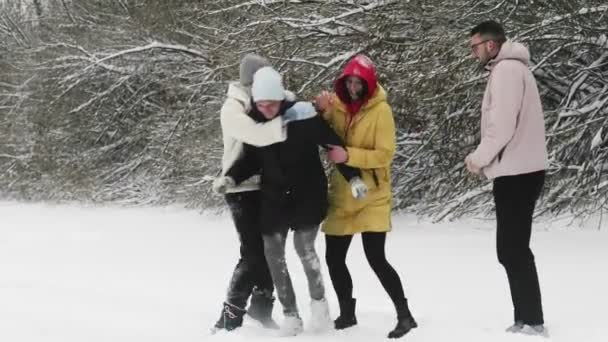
[{"x1": 212, "y1": 54, "x2": 314, "y2": 333}]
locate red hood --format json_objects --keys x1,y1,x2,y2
[{"x1": 334, "y1": 55, "x2": 378, "y2": 115}]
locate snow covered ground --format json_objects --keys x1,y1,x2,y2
[{"x1": 0, "y1": 202, "x2": 606, "y2": 342}]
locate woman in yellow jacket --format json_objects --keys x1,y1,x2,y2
[{"x1": 315, "y1": 55, "x2": 417, "y2": 339}]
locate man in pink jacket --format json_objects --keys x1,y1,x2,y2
[{"x1": 466, "y1": 21, "x2": 548, "y2": 336}]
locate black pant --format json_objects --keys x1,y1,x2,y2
[
  {"x1": 493, "y1": 170, "x2": 545, "y2": 325},
  {"x1": 224, "y1": 191, "x2": 274, "y2": 309},
  {"x1": 325, "y1": 232, "x2": 406, "y2": 306}
]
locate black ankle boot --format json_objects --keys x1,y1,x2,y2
[
  {"x1": 388, "y1": 298, "x2": 418, "y2": 338},
  {"x1": 247, "y1": 288, "x2": 279, "y2": 329},
  {"x1": 334, "y1": 298, "x2": 357, "y2": 330},
  {"x1": 213, "y1": 302, "x2": 247, "y2": 332}
]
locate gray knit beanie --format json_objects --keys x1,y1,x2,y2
[{"x1": 239, "y1": 54, "x2": 271, "y2": 87}]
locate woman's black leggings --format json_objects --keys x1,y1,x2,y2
[{"x1": 325, "y1": 232, "x2": 406, "y2": 305}]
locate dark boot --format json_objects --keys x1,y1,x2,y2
[
  {"x1": 334, "y1": 298, "x2": 357, "y2": 330},
  {"x1": 388, "y1": 298, "x2": 418, "y2": 338},
  {"x1": 212, "y1": 302, "x2": 247, "y2": 332},
  {"x1": 247, "y1": 288, "x2": 279, "y2": 329}
]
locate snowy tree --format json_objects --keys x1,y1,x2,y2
[{"x1": 0, "y1": 0, "x2": 606, "y2": 219}]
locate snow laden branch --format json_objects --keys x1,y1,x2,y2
[{"x1": 1, "y1": 0, "x2": 606, "y2": 218}]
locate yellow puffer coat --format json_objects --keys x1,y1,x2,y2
[{"x1": 322, "y1": 83, "x2": 396, "y2": 236}]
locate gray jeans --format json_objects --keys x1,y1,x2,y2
[{"x1": 262, "y1": 226, "x2": 325, "y2": 317}]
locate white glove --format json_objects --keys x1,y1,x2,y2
[
  {"x1": 349, "y1": 177, "x2": 368, "y2": 200},
  {"x1": 283, "y1": 101, "x2": 317, "y2": 124},
  {"x1": 212, "y1": 176, "x2": 236, "y2": 194}
]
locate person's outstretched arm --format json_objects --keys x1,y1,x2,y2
[
  {"x1": 220, "y1": 97, "x2": 286, "y2": 147},
  {"x1": 304, "y1": 113, "x2": 363, "y2": 183},
  {"x1": 225, "y1": 144, "x2": 261, "y2": 185}
]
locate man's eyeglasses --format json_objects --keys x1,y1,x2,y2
[{"x1": 470, "y1": 39, "x2": 491, "y2": 50}]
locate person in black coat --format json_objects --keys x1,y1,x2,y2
[
  {"x1": 213, "y1": 66, "x2": 367, "y2": 336},
  {"x1": 210, "y1": 54, "x2": 322, "y2": 333},
  {"x1": 225, "y1": 103, "x2": 366, "y2": 234}
]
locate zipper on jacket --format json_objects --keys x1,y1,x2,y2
[
  {"x1": 344, "y1": 112, "x2": 379, "y2": 188},
  {"x1": 343, "y1": 114, "x2": 355, "y2": 140}
]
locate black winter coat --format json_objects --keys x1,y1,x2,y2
[{"x1": 227, "y1": 101, "x2": 359, "y2": 233}]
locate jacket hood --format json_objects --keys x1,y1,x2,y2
[
  {"x1": 488, "y1": 41, "x2": 530, "y2": 70},
  {"x1": 334, "y1": 55, "x2": 378, "y2": 114}
]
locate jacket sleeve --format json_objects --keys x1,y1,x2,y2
[
  {"x1": 335, "y1": 163, "x2": 361, "y2": 182},
  {"x1": 220, "y1": 98, "x2": 287, "y2": 147},
  {"x1": 469, "y1": 62, "x2": 523, "y2": 167},
  {"x1": 345, "y1": 103, "x2": 396, "y2": 169},
  {"x1": 225, "y1": 144, "x2": 261, "y2": 185},
  {"x1": 320, "y1": 94, "x2": 340, "y2": 125},
  {"x1": 311, "y1": 116, "x2": 345, "y2": 147},
  {"x1": 306, "y1": 117, "x2": 361, "y2": 182}
]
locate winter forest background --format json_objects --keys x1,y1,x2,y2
[{"x1": 1, "y1": 0, "x2": 607, "y2": 221}]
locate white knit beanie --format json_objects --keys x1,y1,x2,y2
[{"x1": 251, "y1": 67, "x2": 286, "y2": 102}]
